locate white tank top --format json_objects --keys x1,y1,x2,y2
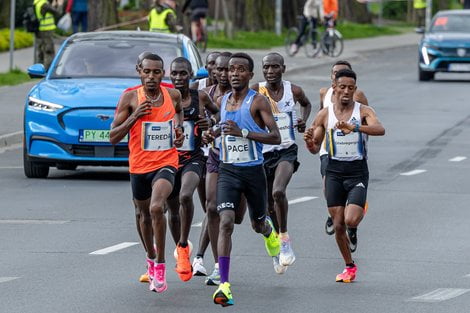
[
  {"x1": 326, "y1": 102, "x2": 367, "y2": 161},
  {"x1": 197, "y1": 78, "x2": 208, "y2": 90},
  {"x1": 259, "y1": 81, "x2": 297, "y2": 153},
  {"x1": 319, "y1": 87, "x2": 334, "y2": 156}
]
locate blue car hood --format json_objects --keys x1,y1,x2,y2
[
  {"x1": 424, "y1": 33, "x2": 470, "y2": 48},
  {"x1": 31, "y1": 78, "x2": 141, "y2": 108}
]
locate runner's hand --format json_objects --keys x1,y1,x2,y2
[
  {"x1": 195, "y1": 115, "x2": 211, "y2": 131},
  {"x1": 202, "y1": 129, "x2": 215, "y2": 144},
  {"x1": 335, "y1": 121, "x2": 354, "y2": 134},
  {"x1": 174, "y1": 127, "x2": 184, "y2": 148},
  {"x1": 131, "y1": 101, "x2": 152, "y2": 120},
  {"x1": 222, "y1": 120, "x2": 242, "y2": 137},
  {"x1": 303, "y1": 127, "x2": 315, "y2": 144},
  {"x1": 297, "y1": 118, "x2": 306, "y2": 133}
]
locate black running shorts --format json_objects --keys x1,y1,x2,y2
[
  {"x1": 325, "y1": 159, "x2": 369, "y2": 208},
  {"x1": 320, "y1": 154, "x2": 328, "y2": 177},
  {"x1": 216, "y1": 164, "x2": 267, "y2": 221},
  {"x1": 263, "y1": 144, "x2": 300, "y2": 179},
  {"x1": 130, "y1": 166, "x2": 177, "y2": 201},
  {"x1": 169, "y1": 157, "x2": 204, "y2": 200}
]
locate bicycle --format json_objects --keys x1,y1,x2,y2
[
  {"x1": 319, "y1": 16, "x2": 344, "y2": 57},
  {"x1": 285, "y1": 16, "x2": 321, "y2": 58},
  {"x1": 190, "y1": 15, "x2": 207, "y2": 52}
]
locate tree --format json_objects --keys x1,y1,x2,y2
[
  {"x1": 88, "y1": 0, "x2": 119, "y2": 31},
  {"x1": 0, "y1": 0, "x2": 10, "y2": 28},
  {"x1": 339, "y1": 0, "x2": 372, "y2": 23}
]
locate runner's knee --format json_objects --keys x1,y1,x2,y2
[
  {"x1": 272, "y1": 188, "x2": 286, "y2": 202},
  {"x1": 219, "y1": 214, "x2": 234, "y2": 235},
  {"x1": 149, "y1": 203, "x2": 165, "y2": 217}
]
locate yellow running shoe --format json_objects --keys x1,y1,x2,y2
[
  {"x1": 213, "y1": 282, "x2": 234, "y2": 307},
  {"x1": 263, "y1": 217, "x2": 280, "y2": 257}
]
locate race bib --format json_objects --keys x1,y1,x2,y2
[
  {"x1": 221, "y1": 135, "x2": 258, "y2": 164},
  {"x1": 177, "y1": 121, "x2": 196, "y2": 151},
  {"x1": 331, "y1": 130, "x2": 363, "y2": 158},
  {"x1": 274, "y1": 112, "x2": 295, "y2": 144},
  {"x1": 142, "y1": 121, "x2": 173, "y2": 151}
]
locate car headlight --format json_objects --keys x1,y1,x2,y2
[
  {"x1": 28, "y1": 97, "x2": 64, "y2": 112},
  {"x1": 423, "y1": 43, "x2": 440, "y2": 52}
]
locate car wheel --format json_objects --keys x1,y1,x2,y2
[
  {"x1": 56, "y1": 163, "x2": 77, "y2": 170},
  {"x1": 23, "y1": 144, "x2": 49, "y2": 178},
  {"x1": 419, "y1": 68, "x2": 434, "y2": 81}
]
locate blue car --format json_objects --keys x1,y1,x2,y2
[
  {"x1": 24, "y1": 31, "x2": 207, "y2": 178},
  {"x1": 418, "y1": 10, "x2": 470, "y2": 81}
]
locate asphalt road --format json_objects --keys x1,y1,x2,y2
[{"x1": 1, "y1": 45, "x2": 470, "y2": 313}]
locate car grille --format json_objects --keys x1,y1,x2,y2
[
  {"x1": 436, "y1": 60, "x2": 470, "y2": 71},
  {"x1": 64, "y1": 144, "x2": 129, "y2": 158},
  {"x1": 439, "y1": 47, "x2": 470, "y2": 57}
]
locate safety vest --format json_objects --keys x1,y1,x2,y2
[
  {"x1": 34, "y1": 0, "x2": 56, "y2": 32},
  {"x1": 413, "y1": 0, "x2": 427, "y2": 9},
  {"x1": 148, "y1": 8, "x2": 173, "y2": 33}
]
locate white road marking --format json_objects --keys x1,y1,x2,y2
[
  {"x1": 90, "y1": 242, "x2": 139, "y2": 255},
  {"x1": 0, "y1": 219, "x2": 69, "y2": 225},
  {"x1": 409, "y1": 288, "x2": 470, "y2": 302},
  {"x1": 288, "y1": 196, "x2": 318, "y2": 205},
  {"x1": 449, "y1": 156, "x2": 467, "y2": 162},
  {"x1": 400, "y1": 169, "x2": 427, "y2": 176},
  {"x1": 191, "y1": 222, "x2": 202, "y2": 227},
  {"x1": 0, "y1": 143, "x2": 22, "y2": 154},
  {"x1": 0, "y1": 166, "x2": 23, "y2": 169},
  {"x1": 0, "y1": 277, "x2": 19, "y2": 283},
  {"x1": 464, "y1": 274, "x2": 470, "y2": 278}
]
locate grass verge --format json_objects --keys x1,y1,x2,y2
[
  {"x1": 0, "y1": 69, "x2": 31, "y2": 86},
  {"x1": 208, "y1": 22, "x2": 407, "y2": 49}
]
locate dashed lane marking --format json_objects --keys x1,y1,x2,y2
[
  {"x1": 90, "y1": 242, "x2": 139, "y2": 255},
  {"x1": 0, "y1": 219, "x2": 69, "y2": 225},
  {"x1": 0, "y1": 277, "x2": 19, "y2": 283},
  {"x1": 400, "y1": 169, "x2": 427, "y2": 176},
  {"x1": 288, "y1": 196, "x2": 318, "y2": 205},
  {"x1": 409, "y1": 288, "x2": 470, "y2": 302},
  {"x1": 449, "y1": 156, "x2": 467, "y2": 162},
  {"x1": 191, "y1": 222, "x2": 202, "y2": 227}
]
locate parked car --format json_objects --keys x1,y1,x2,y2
[
  {"x1": 418, "y1": 10, "x2": 470, "y2": 81},
  {"x1": 24, "y1": 31, "x2": 207, "y2": 178}
]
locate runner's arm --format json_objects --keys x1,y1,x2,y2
[
  {"x1": 360, "y1": 106, "x2": 385, "y2": 136},
  {"x1": 292, "y1": 84, "x2": 312, "y2": 133},
  {"x1": 196, "y1": 90, "x2": 219, "y2": 130},
  {"x1": 110, "y1": 91, "x2": 151, "y2": 145},
  {"x1": 304, "y1": 108, "x2": 327, "y2": 154},
  {"x1": 246, "y1": 95, "x2": 281, "y2": 145},
  {"x1": 354, "y1": 89, "x2": 369, "y2": 106},
  {"x1": 249, "y1": 83, "x2": 259, "y2": 91},
  {"x1": 319, "y1": 87, "x2": 328, "y2": 110}
]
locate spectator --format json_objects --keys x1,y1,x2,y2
[
  {"x1": 182, "y1": 0, "x2": 208, "y2": 42},
  {"x1": 148, "y1": 0, "x2": 178, "y2": 33},
  {"x1": 34, "y1": 0, "x2": 62, "y2": 70},
  {"x1": 66, "y1": 0, "x2": 88, "y2": 33},
  {"x1": 414, "y1": 0, "x2": 426, "y2": 30},
  {"x1": 290, "y1": 0, "x2": 323, "y2": 55},
  {"x1": 461, "y1": 0, "x2": 470, "y2": 9}
]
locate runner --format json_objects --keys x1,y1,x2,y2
[
  {"x1": 251, "y1": 52, "x2": 312, "y2": 274},
  {"x1": 206, "y1": 53, "x2": 282, "y2": 306},
  {"x1": 110, "y1": 53, "x2": 184, "y2": 293},
  {"x1": 190, "y1": 51, "x2": 220, "y2": 90},
  {"x1": 319, "y1": 61, "x2": 367, "y2": 253},
  {"x1": 303, "y1": 68, "x2": 385, "y2": 283},
  {"x1": 166, "y1": 57, "x2": 219, "y2": 282}
]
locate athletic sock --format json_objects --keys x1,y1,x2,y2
[
  {"x1": 196, "y1": 254, "x2": 204, "y2": 259},
  {"x1": 279, "y1": 232, "x2": 289, "y2": 240},
  {"x1": 348, "y1": 227, "x2": 357, "y2": 235},
  {"x1": 179, "y1": 242, "x2": 188, "y2": 248},
  {"x1": 346, "y1": 262, "x2": 355, "y2": 268},
  {"x1": 218, "y1": 256, "x2": 230, "y2": 284}
]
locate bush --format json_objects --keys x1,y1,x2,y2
[
  {"x1": 383, "y1": 1, "x2": 408, "y2": 20},
  {"x1": 0, "y1": 29, "x2": 34, "y2": 51}
]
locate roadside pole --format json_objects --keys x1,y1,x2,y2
[
  {"x1": 275, "y1": 0, "x2": 282, "y2": 36},
  {"x1": 425, "y1": 0, "x2": 432, "y2": 30},
  {"x1": 9, "y1": 0, "x2": 16, "y2": 72}
]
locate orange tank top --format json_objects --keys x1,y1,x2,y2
[{"x1": 128, "y1": 86, "x2": 179, "y2": 174}]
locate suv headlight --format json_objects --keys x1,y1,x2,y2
[{"x1": 28, "y1": 97, "x2": 64, "y2": 112}]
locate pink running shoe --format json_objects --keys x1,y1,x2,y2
[
  {"x1": 142, "y1": 258, "x2": 154, "y2": 284},
  {"x1": 150, "y1": 263, "x2": 168, "y2": 293},
  {"x1": 336, "y1": 265, "x2": 357, "y2": 283}
]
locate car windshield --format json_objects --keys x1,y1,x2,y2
[
  {"x1": 52, "y1": 39, "x2": 182, "y2": 79},
  {"x1": 430, "y1": 14, "x2": 470, "y2": 33}
]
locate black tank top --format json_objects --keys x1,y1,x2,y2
[{"x1": 178, "y1": 89, "x2": 203, "y2": 165}]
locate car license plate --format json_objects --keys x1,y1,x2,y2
[
  {"x1": 79, "y1": 129, "x2": 128, "y2": 143},
  {"x1": 448, "y1": 63, "x2": 470, "y2": 72}
]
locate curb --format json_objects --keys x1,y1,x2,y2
[{"x1": 0, "y1": 131, "x2": 23, "y2": 148}]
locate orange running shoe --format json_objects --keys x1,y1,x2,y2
[
  {"x1": 175, "y1": 244, "x2": 193, "y2": 282},
  {"x1": 139, "y1": 273, "x2": 149, "y2": 283},
  {"x1": 363, "y1": 201, "x2": 368, "y2": 216},
  {"x1": 336, "y1": 265, "x2": 357, "y2": 283}
]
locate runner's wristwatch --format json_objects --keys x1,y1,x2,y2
[{"x1": 241, "y1": 128, "x2": 249, "y2": 138}]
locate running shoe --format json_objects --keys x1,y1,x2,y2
[
  {"x1": 173, "y1": 240, "x2": 193, "y2": 259},
  {"x1": 205, "y1": 264, "x2": 220, "y2": 286},
  {"x1": 150, "y1": 263, "x2": 168, "y2": 293},
  {"x1": 263, "y1": 217, "x2": 281, "y2": 257},
  {"x1": 213, "y1": 282, "x2": 234, "y2": 307},
  {"x1": 325, "y1": 216, "x2": 335, "y2": 235},
  {"x1": 336, "y1": 265, "x2": 357, "y2": 283},
  {"x1": 139, "y1": 273, "x2": 149, "y2": 283},
  {"x1": 272, "y1": 255, "x2": 287, "y2": 274},
  {"x1": 192, "y1": 256, "x2": 207, "y2": 276},
  {"x1": 175, "y1": 244, "x2": 193, "y2": 282},
  {"x1": 279, "y1": 237, "x2": 296, "y2": 266},
  {"x1": 140, "y1": 258, "x2": 154, "y2": 283},
  {"x1": 347, "y1": 228, "x2": 357, "y2": 253},
  {"x1": 364, "y1": 202, "x2": 369, "y2": 216}
]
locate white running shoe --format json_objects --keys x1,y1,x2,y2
[
  {"x1": 205, "y1": 263, "x2": 220, "y2": 286},
  {"x1": 272, "y1": 255, "x2": 287, "y2": 274},
  {"x1": 279, "y1": 237, "x2": 296, "y2": 266},
  {"x1": 192, "y1": 256, "x2": 207, "y2": 276}
]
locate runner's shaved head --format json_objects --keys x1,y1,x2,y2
[{"x1": 262, "y1": 52, "x2": 284, "y2": 66}]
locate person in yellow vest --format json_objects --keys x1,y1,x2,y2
[
  {"x1": 34, "y1": 0, "x2": 62, "y2": 70},
  {"x1": 148, "y1": 0, "x2": 178, "y2": 33},
  {"x1": 414, "y1": 0, "x2": 427, "y2": 29}
]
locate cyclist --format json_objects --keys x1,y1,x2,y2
[
  {"x1": 148, "y1": 0, "x2": 178, "y2": 33},
  {"x1": 323, "y1": 0, "x2": 339, "y2": 27},
  {"x1": 182, "y1": 0, "x2": 209, "y2": 43},
  {"x1": 289, "y1": 0, "x2": 323, "y2": 56}
]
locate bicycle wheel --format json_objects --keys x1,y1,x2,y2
[
  {"x1": 285, "y1": 27, "x2": 299, "y2": 57},
  {"x1": 329, "y1": 30, "x2": 344, "y2": 57},
  {"x1": 304, "y1": 29, "x2": 321, "y2": 58}
]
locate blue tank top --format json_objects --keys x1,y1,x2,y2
[{"x1": 219, "y1": 89, "x2": 266, "y2": 167}]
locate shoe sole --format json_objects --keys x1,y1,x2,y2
[
  {"x1": 213, "y1": 292, "x2": 233, "y2": 307},
  {"x1": 194, "y1": 271, "x2": 207, "y2": 276},
  {"x1": 206, "y1": 279, "x2": 220, "y2": 286},
  {"x1": 279, "y1": 255, "x2": 296, "y2": 266},
  {"x1": 336, "y1": 278, "x2": 355, "y2": 283}
]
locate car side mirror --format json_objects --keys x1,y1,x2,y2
[
  {"x1": 195, "y1": 67, "x2": 208, "y2": 79},
  {"x1": 27, "y1": 64, "x2": 46, "y2": 78}
]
